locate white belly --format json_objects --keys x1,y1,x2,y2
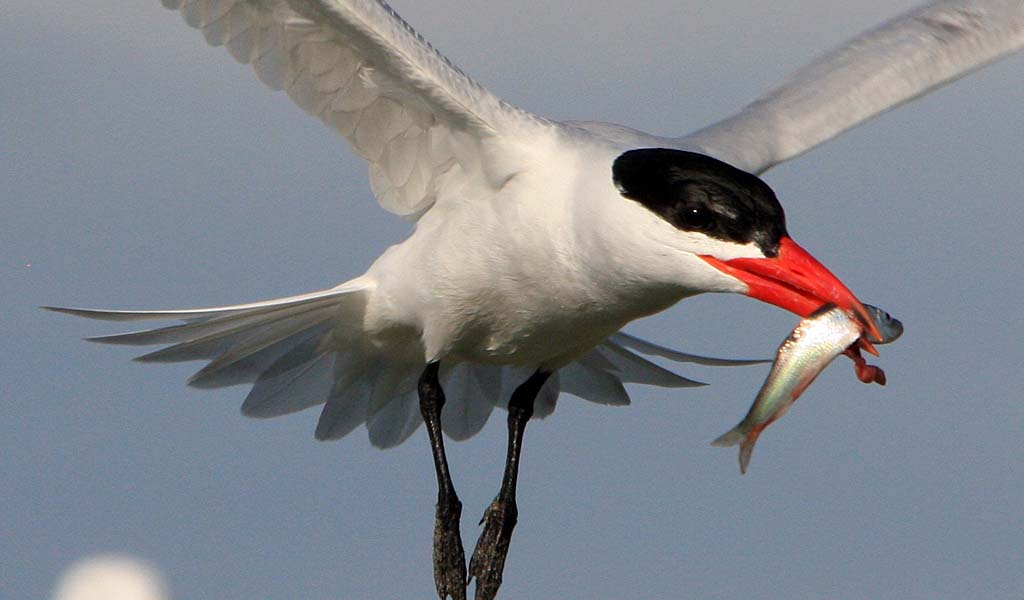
[{"x1": 364, "y1": 207, "x2": 685, "y2": 369}]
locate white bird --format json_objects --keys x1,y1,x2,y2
[{"x1": 48, "y1": 1, "x2": 1024, "y2": 599}]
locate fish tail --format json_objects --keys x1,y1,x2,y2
[
  {"x1": 737, "y1": 435, "x2": 758, "y2": 475},
  {"x1": 712, "y1": 424, "x2": 763, "y2": 475},
  {"x1": 711, "y1": 426, "x2": 746, "y2": 448}
]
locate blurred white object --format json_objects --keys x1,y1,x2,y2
[{"x1": 52, "y1": 555, "x2": 169, "y2": 600}]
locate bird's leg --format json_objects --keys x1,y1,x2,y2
[
  {"x1": 469, "y1": 370, "x2": 551, "y2": 600},
  {"x1": 418, "y1": 362, "x2": 467, "y2": 600}
]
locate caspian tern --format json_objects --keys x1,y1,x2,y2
[{"x1": 48, "y1": 1, "x2": 1024, "y2": 599}]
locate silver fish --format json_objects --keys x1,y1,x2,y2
[{"x1": 712, "y1": 304, "x2": 862, "y2": 474}]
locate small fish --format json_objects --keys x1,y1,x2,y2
[{"x1": 712, "y1": 304, "x2": 863, "y2": 474}]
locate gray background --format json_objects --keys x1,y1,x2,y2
[{"x1": 4, "y1": 1, "x2": 1022, "y2": 598}]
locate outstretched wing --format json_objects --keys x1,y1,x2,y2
[
  {"x1": 161, "y1": 0, "x2": 549, "y2": 218},
  {"x1": 678, "y1": 0, "x2": 1024, "y2": 174}
]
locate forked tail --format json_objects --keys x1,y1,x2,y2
[{"x1": 712, "y1": 424, "x2": 761, "y2": 475}]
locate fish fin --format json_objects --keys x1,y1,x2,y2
[
  {"x1": 711, "y1": 426, "x2": 745, "y2": 447},
  {"x1": 738, "y1": 437, "x2": 757, "y2": 475},
  {"x1": 712, "y1": 425, "x2": 762, "y2": 475}
]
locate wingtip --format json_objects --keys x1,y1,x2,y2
[
  {"x1": 43, "y1": 306, "x2": 141, "y2": 334},
  {"x1": 41, "y1": 305, "x2": 79, "y2": 316},
  {"x1": 185, "y1": 368, "x2": 215, "y2": 388},
  {"x1": 84, "y1": 335, "x2": 114, "y2": 344},
  {"x1": 611, "y1": 332, "x2": 770, "y2": 367},
  {"x1": 39, "y1": 305, "x2": 166, "y2": 322}
]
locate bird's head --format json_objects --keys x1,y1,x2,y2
[{"x1": 612, "y1": 148, "x2": 881, "y2": 341}]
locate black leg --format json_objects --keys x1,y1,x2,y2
[
  {"x1": 419, "y1": 362, "x2": 467, "y2": 600},
  {"x1": 469, "y1": 370, "x2": 551, "y2": 600}
]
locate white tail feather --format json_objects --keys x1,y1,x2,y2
[
  {"x1": 367, "y1": 389, "x2": 422, "y2": 449},
  {"x1": 610, "y1": 332, "x2": 768, "y2": 366},
  {"x1": 187, "y1": 322, "x2": 334, "y2": 389},
  {"x1": 596, "y1": 341, "x2": 707, "y2": 387},
  {"x1": 532, "y1": 373, "x2": 560, "y2": 419},
  {"x1": 315, "y1": 349, "x2": 386, "y2": 441},
  {"x1": 440, "y1": 363, "x2": 500, "y2": 441},
  {"x1": 242, "y1": 349, "x2": 336, "y2": 418},
  {"x1": 43, "y1": 288, "x2": 354, "y2": 321},
  {"x1": 131, "y1": 306, "x2": 335, "y2": 362},
  {"x1": 561, "y1": 361, "x2": 630, "y2": 406},
  {"x1": 50, "y1": 289, "x2": 761, "y2": 446}
]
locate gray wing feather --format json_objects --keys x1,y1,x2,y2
[
  {"x1": 680, "y1": 0, "x2": 1024, "y2": 173},
  {"x1": 160, "y1": 0, "x2": 549, "y2": 219}
]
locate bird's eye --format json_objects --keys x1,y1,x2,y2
[{"x1": 681, "y1": 205, "x2": 713, "y2": 230}]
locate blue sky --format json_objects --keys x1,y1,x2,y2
[{"x1": 4, "y1": 1, "x2": 1023, "y2": 598}]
